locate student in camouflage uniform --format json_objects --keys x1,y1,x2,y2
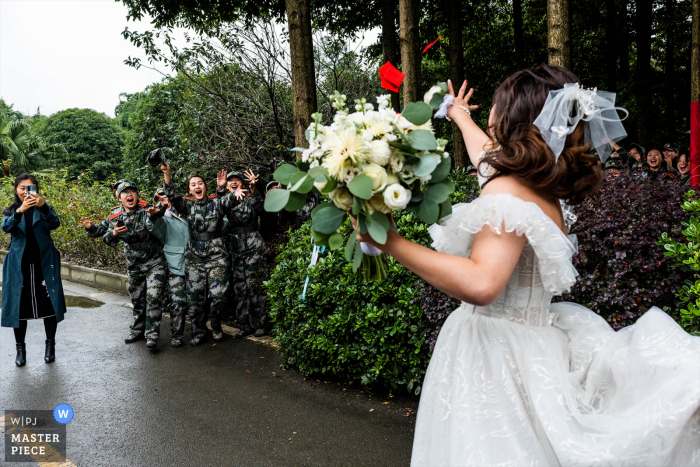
[
  {"x1": 224, "y1": 170, "x2": 267, "y2": 338},
  {"x1": 161, "y1": 163, "x2": 247, "y2": 346},
  {"x1": 146, "y1": 188, "x2": 190, "y2": 347},
  {"x1": 99, "y1": 181, "x2": 166, "y2": 349},
  {"x1": 80, "y1": 179, "x2": 146, "y2": 238}
]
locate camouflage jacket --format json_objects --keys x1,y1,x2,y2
[
  {"x1": 101, "y1": 204, "x2": 165, "y2": 273},
  {"x1": 164, "y1": 182, "x2": 243, "y2": 262},
  {"x1": 220, "y1": 189, "x2": 264, "y2": 255},
  {"x1": 87, "y1": 201, "x2": 148, "y2": 238}
]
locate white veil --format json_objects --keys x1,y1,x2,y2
[{"x1": 533, "y1": 83, "x2": 628, "y2": 163}]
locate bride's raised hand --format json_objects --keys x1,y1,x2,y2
[{"x1": 446, "y1": 79, "x2": 479, "y2": 121}]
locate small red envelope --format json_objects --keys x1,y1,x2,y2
[{"x1": 379, "y1": 62, "x2": 405, "y2": 93}]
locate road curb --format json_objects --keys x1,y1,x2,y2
[{"x1": 0, "y1": 249, "x2": 129, "y2": 296}]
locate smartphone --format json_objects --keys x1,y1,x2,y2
[
  {"x1": 25, "y1": 185, "x2": 37, "y2": 196},
  {"x1": 115, "y1": 220, "x2": 125, "y2": 228}
]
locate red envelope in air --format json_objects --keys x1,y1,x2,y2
[{"x1": 379, "y1": 62, "x2": 405, "y2": 93}]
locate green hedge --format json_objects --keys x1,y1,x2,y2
[{"x1": 0, "y1": 171, "x2": 127, "y2": 273}]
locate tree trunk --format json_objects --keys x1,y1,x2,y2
[
  {"x1": 399, "y1": 0, "x2": 421, "y2": 106},
  {"x1": 547, "y1": 0, "x2": 571, "y2": 69},
  {"x1": 382, "y1": 0, "x2": 400, "y2": 111},
  {"x1": 619, "y1": 0, "x2": 631, "y2": 81},
  {"x1": 636, "y1": 0, "x2": 653, "y2": 147},
  {"x1": 513, "y1": 0, "x2": 524, "y2": 70},
  {"x1": 285, "y1": 0, "x2": 317, "y2": 156},
  {"x1": 447, "y1": 0, "x2": 467, "y2": 168},
  {"x1": 665, "y1": 0, "x2": 675, "y2": 138},
  {"x1": 604, "y1": 0, "x2": 617, "y2": 91}
]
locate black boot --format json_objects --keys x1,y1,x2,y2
[
  {"x1": 15, "y1": 343, "x2": 26, "y2": 367},
  {"x1": 44, "y1": 339, "x2": 55, "y2": 363}
]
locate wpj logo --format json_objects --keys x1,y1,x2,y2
[{"x1": 3, "y1": 410, "x2": 67, "y2": 463}]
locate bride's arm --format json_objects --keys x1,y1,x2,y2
[
  {"x1": 358, "y1": 223, "x2": 526, "y2": 307},
  {"x1": 446, "y1": 80, "x2": 493, "y2": 168}
]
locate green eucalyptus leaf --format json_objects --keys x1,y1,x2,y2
[
  {"x1": 311, "y1": 227, "x2": 330, "y2": 247},
  {"x1": 438, "y1": 82, "x2": 448, "y2": 93},
  {"x1": 430, "y1": 156, "x2": 451, "y2": 183},
  {"x1": 352, "y1": 195, "x2": 363, "y2": 215},
  {"x1": 312, "y1": 206, "x2": 346, "y2": 234},
  {"x1": 284, "y1": 191, "x2": 307, "y2": 211},
  {"x1": 345, "y1": 230, "x2": 357, "y2": 262},
  {"x1": 419, "y1": 199, "x2": 439, "y2": 224},
  {"x1": 401, "y1": 102, "x2": 432, "y2": 126},
  {"x1": 264, "y1": 189, "x2": 290, "y2": 212},
  {"x1": 289, "y1": 172, "x2": 314, "y2": 193},
  {"x1": 348, "y1": 174, "x2": 373, "y2": 199},
  {"x1": 425, "y1": 183, "x2": 450, "y2": 204},
  {"x1": 439, "y1": 199, "x2": 452, "y2": 219},
  {"x1": 352, "y1": 241, "x2": 363, "y2": 272},
  {"x1": 289, "y1": 147, "x2": 307, "y2": 153},
  {"x1": 429, "y1": 92, "x2": 444, "y2": 110},
  {"x1": 358, "y1": 213, "x2": 369, "y2": 234},
  {"x1": 328, "y1": 232, "x2": 344, "y2": 250},
  {"x1": 442, "y1": 179, "x2": 456, "y2": 193},
  {"x1": 310, "y1": 202, "x2": 333, "y2": 219},
  {"x1": 413, "y1": 155, "x2": 441, "y2": 177},
  {"x1": 388, "y1": 141, "x2": 417, "y2": 153},
  {"x1": 273, "y1": 164, "x2": 299, "y2": 185},
  {"x1": 321, "y1": 177, "x2": 338, "y2": 193},
  {"x1": 405, "y1": 130, "x2": 437, "y2": 151}
]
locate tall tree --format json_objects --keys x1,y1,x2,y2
[
  {"x1": 381, "y1": 0, "x2": 400, "y2": 110},
  {"x1": 286, "y1": 0, "x2": 317, "y2": 153},
  {"x1": 636, "y1": 0, "x2": 653, "y2": 147},
  {"x1": 513, "y1": 0, "x2": 524, "y2": 70},
  {"x1": 447, "y1": 0, "x2": 467, "y2": 168},
  {"x1": 547, "y1": 0, "x2": 571, "y2": 69},
  {"x1": 399, "y1": 0, "x2": 421, "y2": 106},
  {"x1": 691, "y1": 0, "x2": 699, "y2": 186},
  {"x1": 604, "y1": 0, "x2": 617, "y2": 91},
  {"x1": 665, "y1": 0, "x2": 675, "y2": 137}
]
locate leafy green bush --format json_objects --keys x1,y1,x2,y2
[
  {"x1": 266, "y1": 213, "x2": 432, "y2": 394},
  {"x1": 0, "y1": 170, "x2": 126, "y2": 273},
  {"x1": 265, "y1": 172, "x2": 480, "y2": 393},
  {"x1": 657, "y1": 190, "x2": 700, "y2": 335}
]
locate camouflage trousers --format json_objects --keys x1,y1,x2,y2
[
  {"x1": 167, "y1": 272, "x2": 187, "y2": 339},
  {"x1": 231, "y1": 248, "x2": 266, "y2": 332},
  {"x1": 185, "y1": 254, "x2": 229, "y2": 339},
  {"x1": 127, "y1": 263, "x2": 166, "y2": 340}
]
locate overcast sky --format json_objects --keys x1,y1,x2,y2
[{"x1": 0, "y1": 0, "x2": 164, "y2": 118}]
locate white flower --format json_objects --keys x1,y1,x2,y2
[
  {"x1": 389, "y1": 151, "x2": 405, "y2": 173},
  {"x1": 577, "y1": 86, "x2": 597, "y2": 116},
  {"x1": 396, "y1": 116, "x2": 414, "y2": 130},
  {"x1": 362, "y1": 163, "x2": 388, "y2": 192},
  {"x1": 330, "y1": 187, "x2": 354, "y2": 211},
  {"x1": 364, "y1": 103, "x2": 374, "y2": 111},
  {"x1": 377, "y1": 94, "x2": 391, "y2": 109},
  {"x1": 443, "y1": 151, "x2": 450, "y2": 159},
  {"x1": 400, "y1": 164, "x2": 414, "y2": 179},
  {"x1": 423, "y1": 85, "x2": 443, "y2": 105},
  {"x1": 383, "y1": 184, "x2": 412, "y2": 210},
  {"x1": 366, "y1": 193, "x2": 392, "y2": 214},
  {"x1": 340, "y1": 164, "x2": 360, "y2": 183},
  {"x1": 418, "y1": 174, "x2": 432, "y2": 184},
  {"x1": 314, "y1": 178, "x2": 328, "y2": 191},
  {"x1": 369, "y1": 140, "x2": 391, "y2": 166},
  {"x1": 322, "y1": 129, "x2": 371, "y2": 179},
  {"x1": 355, "y1": 104, "x2": 363, "y2": 112}
]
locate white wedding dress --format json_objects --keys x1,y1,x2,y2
[{"x1": 411, "y1": 193, "x2": 700, "y2": 467}]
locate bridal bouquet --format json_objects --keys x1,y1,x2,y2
[{"x1": 265, "y1": 88, "x2": 455, "y2": 281}]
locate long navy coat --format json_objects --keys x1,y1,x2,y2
[{"x1": 1, "y1": 205, "x2": 66, "y2": 328}]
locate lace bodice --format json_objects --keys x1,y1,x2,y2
[{"x1": 429, "y1": 194, "x2": 579, "y2": 326}]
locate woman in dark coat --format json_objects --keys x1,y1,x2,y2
[{"x1": 1, "y1": 173, "x2": 66, "y2": 366}]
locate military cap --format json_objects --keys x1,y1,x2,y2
[
  {"x1": 266, "y1": 181, "x2": 281, "y2": 193},
  {"x1": 154, "y1": 187, "x2": 166, "y2": 200},
  {"x1": 227, "y1": 171, "x2": 245, "y2": 181},
  {"x1": 662, "y1": 143, "x2": 679, "y2": 153},
  {"x1": 117, "y1": 181, "x2": 138, "y2": 196},
  {"x1": 112, "y1": 179, "x2": 130, "y2": 191},
  {"x1": 604, "y1": 158, "x2": 624, "y2": 170},
  {"x1": 627, "y1": 143, "x2": 646, "y2": 156}
]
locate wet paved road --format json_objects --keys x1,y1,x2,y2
[{"x1": 0, "y1": 280, "x2": 416, "y2": 466}]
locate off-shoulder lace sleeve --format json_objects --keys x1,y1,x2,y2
[{"x1": 428, "y1": 194, "x2": 579, "y2": 295}]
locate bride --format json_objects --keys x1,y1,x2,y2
[{"x1": 355, "y1": 65, "x2": 700, "y2": 466}]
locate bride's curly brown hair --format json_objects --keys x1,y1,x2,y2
[{"x1": 481, "y1": 64, "x2": 602, "y2": 205}]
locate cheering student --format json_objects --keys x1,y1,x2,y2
[
  {"x1": 101, "y1": 181, "x2": 166, "y2": 349},
  {"x1": 222, "y1": 170, "x2": 267, "y2": 338},
  {"x1": 80, "y1": 179, "x2": 147, "y2": 238},
  {"x1": 2, "y1": 174, "x2": 66, "y2": 366},
  {"x1": 161, "y1": 163, "x2": 246, "y2": 346},
  {"x1": 353, "y1": 66, "x2": 700, "y2": 466}
]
